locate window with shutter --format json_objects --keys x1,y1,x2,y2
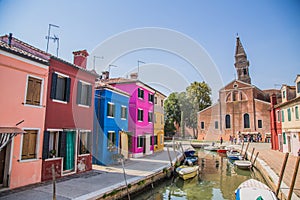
[
  {"x1": 22, "y1": 130, "x2": 38, "y2": 160},
  {"x1": 77, "y1": 80, "x2": 92, "y2": 106},
  {"x1": 107, "y1": 102, "x2": 115, "y2": 117},
  {"x1": 51, "y1": 72, "x2": 71, "y2": 102},
  {"x1": 26, "y1": 76, "x2": 42, "y2": 106}
]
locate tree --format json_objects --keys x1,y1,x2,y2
[
  {"x1": 185, "y1": 81, "x2": 212, "y2": 138},
  {"x1": 164, "y1": 92, "x2": 181, "y2": 134}
]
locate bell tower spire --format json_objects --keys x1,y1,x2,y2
[{"x1": 234, "y1": 36, "x2": 251, "y2": 84}]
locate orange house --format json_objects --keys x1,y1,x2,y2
[{"x1": 0, "y1": 35, "x2": 49, "y2": 189}]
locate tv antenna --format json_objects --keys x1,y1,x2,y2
[{"x1": 45, "y1": 24, "x2": 60, "y2": 56}]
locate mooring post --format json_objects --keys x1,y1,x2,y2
[
  {"x1": 252, "y1": 152, "x2": 259, "y2": 166},
  {"x1": 121, "y1": 158, "x2": 131, "y2": 200},
  {"x1": 180, "y1": 143, "x2": 186, "y2": 160},
  {"x1": 287, "y1": 156, "x2": 300, "y2": 200},
  {"x1": 52, "y1": 164, "x2": 56, "y2": 200},
  {"x1": 243, "y1": 142, "x2": 250, "y2": 159},
  {"x1": 167, "y1": 147, "x2": 173, "y2": 167},
  {"x1": 241, "y1": 140, "x2": 245, "y2": 154},
  {"x1": 250, "y1": 148, "x2": 255, "y2": 162},
  {"x1": 275, "y1": 153, "x2": 289, "y2": 197}
]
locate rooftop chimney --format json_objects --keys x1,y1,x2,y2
[
  {"x1": 102, "y1": 71, "x2": 109, "y2": 80},
  {"x1": 73, "y1": 50, "x2": 89, "y2": 69},
  {"x1": 8, "y1": 33, "x2": 12, "y2": 47},
  {"x1": 130, "y1": 72, "x2": 138, "y2": 79}
]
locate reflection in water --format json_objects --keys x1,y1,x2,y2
[{"x1": 131, "y1": 149, "x2": 266, "y2": 200}]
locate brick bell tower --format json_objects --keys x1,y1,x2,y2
[{"x1": 234, "y1": 36, "x2": 251, "y2": 84}]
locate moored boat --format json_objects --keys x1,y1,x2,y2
[
  {"x1": 176, "y1": 165, "x2": 199, "y2": 180},
  {"x1": 235, "y1": 179, "x2": 277, "y2": 200},
  {"x1": 227, "y1": 150, "x2": 242, "y2": 160},
  {"x1": 234, "y1": 160, "x2": 252, "y2": 170},
  {"x1": 184, "y1": 156, "x2": 198, "y2": 165},
  {"x1": 204, "y1": 145, "x2": 219, "y2": 151}
]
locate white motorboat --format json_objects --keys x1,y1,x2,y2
[
  {"x1": 234, "y1": 160, "x2": 252, "y2": 170},
  {"x1": 235, "y1": 179, "x2": 277, "y2": 200}
]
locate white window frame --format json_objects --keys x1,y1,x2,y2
[
  {"x1": 77, "y1": 80, "x2": 92, "y2": 108},
  {"x1": 107, "y1": 102, "x2": 115, "y2": 118},
  {"x1": 121, "y1": 105, "x2": 127, "y2": 120},
  {"x1": 138, "y1": 108, "x2": 144, "y2": 122},
  {"x1": 52, "y1": 72, "x2": 69, "y2": 104}
]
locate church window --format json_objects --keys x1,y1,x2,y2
[
  {"x1": 201, "y1": 122, "x2": 205, "y2": 129},
  {"x1": 215, "y1": 121, "x2": 218, "y2": 129},
  {"x1": 244, "y1": 113, "x2": 250, "y2": 128},
  {"x1": 258, "y1": 120, "x2": 262, "y2": 128},
  {"x1": 225, "y1": 115, "x2": 231, "y2": 129}
]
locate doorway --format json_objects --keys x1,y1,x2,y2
[{"x1": 0, "y1": 146, "x2": 6, "y2": 186}]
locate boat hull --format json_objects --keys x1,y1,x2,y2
[
  {"x1": 176, "y1": 165, "x2": 199, "y2": 180},
  {"x1": 235, "y1": 179, "x2": 277, "y2": 200},
  {"x1": 234, "y1": 160, "x2": 252, "y2": 170}
]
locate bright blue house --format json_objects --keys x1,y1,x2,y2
[{"x1": 93, "y1": 84, "x2": 130, "y2": 165}]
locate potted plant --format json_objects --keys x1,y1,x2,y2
[{"x1": 49, "y1": 149, "x2": 56, "y2": 158}]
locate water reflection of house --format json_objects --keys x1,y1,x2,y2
[
  {"x1": 93, "y1": 80, "x2": 130, "y2": 165},
  {"x1": 0, "y1": 34, "x2": 49, "y2": 188},
  {"x1": 198, "y1": 37, "x2": 279, "y2": 142},
  {"x1": 270, "y1": 75, "x2": 300, "y2": 156}
]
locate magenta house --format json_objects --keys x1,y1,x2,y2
[{"x1": 106, "y1": 73, "x2": 155, "y2": 158}]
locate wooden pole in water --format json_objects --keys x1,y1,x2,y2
[
  {"x1": 121, "y1": 158, "x2": 131, "y2": 200},
  {"x1": 250, "y1": 148, "x2": 255, "y2": 162},
  {"x1": 287, "y1": 156, "x2": 300, "y2": 200},
  {"x1": 275, "y1": 153, "x2": 289, "y2": 196},
  {"x1": 243, "y1": 142, "x2": 250, "y2": 159},
  {"x1": 52, "y1": 164, "x2": 56, "y2": 200},
  {"x1": 252, "y1": 152, "x2": 259, "y2": 166},
  {"x1": 241, "y1": 140, "x2": 245, "y2": 154},
  {"x1": 180, "y1": 143, "x2": 186, "y2": 160},
  {"x1": 167, "y1": 147, "x2": 173, "y2": 167}
]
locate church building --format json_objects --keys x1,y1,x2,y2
[{"x1": 197, "y1": 37, "x2": 277, "y2": 142}]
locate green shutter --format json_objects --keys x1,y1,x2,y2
[
  {"x1": 87, "y1": 85, "x2": 92, "y2": 106},
  {"x1": 42, "y1": 131, "x2": 50, "y2": 159},
  {"x1": 77, "y1": 81, "x2": 82, "y2": 104},
  {"x1": 50, "y1": 73, "x2": 58, "y2": 99},
  {"x1": 65, "y1": 78, "x2": 71, "y2": 102}
]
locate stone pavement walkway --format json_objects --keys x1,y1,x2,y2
[
  {"x1": 246, "y1": 143, "x2": 300, "y2": 200},
  {"x1": 0, "y1": 148, "x2": 181, "y2": 200}
]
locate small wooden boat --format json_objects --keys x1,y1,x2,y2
[
  {"x1": 204, "y1": 145, "x2": 219, "y2": 151},
  {"x1": 227, "y1": 150, "x2": 242, "y2": 160},
  {"x1": 234, "y1": 160, "x2": 252, "y2": 170},
  {"x1": 235, "y1": 179, "x2": 277, "y2": 200},
  {"x1": 217, "y1": 145, "x2": 228, "y2": 154},
  {"x1": 176, "y1": 165, "x2": 199, "y2": 180}
]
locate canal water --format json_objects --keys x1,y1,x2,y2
[{"x1": 131, "y1": 149, "x2": 267, "y2": 200}]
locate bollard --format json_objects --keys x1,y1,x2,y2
[{"x1": 52, "y1": 164, "x2": 56, "y2": 200}]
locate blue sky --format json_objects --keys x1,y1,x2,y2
[{"x1": 0, "y1": 1, "x2": 299, "y2": 98}]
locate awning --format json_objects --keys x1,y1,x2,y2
[{"x1": 0, "y1": 127, "x2": 25, "y2": 151}]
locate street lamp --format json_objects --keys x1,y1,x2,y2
[
  {"x1": 93, "y1": 56, "x2": 104, "y2": 70},
  {"x1": 137, "y1": 60, "x2": 145, "y2": 78}
]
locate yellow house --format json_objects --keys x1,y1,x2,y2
[{"x1": 154, "y1": 91, "x2": 166, "y2": 152}]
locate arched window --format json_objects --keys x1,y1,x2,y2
[
  {"x1": 225, "y1": 114, "x2": 231, "y2": 129},
  {"x1": 244, "y1": 113, "x2": 250, "y2": 128}
]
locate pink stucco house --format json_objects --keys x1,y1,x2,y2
[
  {"x1": 0, "y1": 34, "x2": 49, "y2": 189},
  {"x1": 105, "y1": 73, "x2": 155, "y2": 157}
]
